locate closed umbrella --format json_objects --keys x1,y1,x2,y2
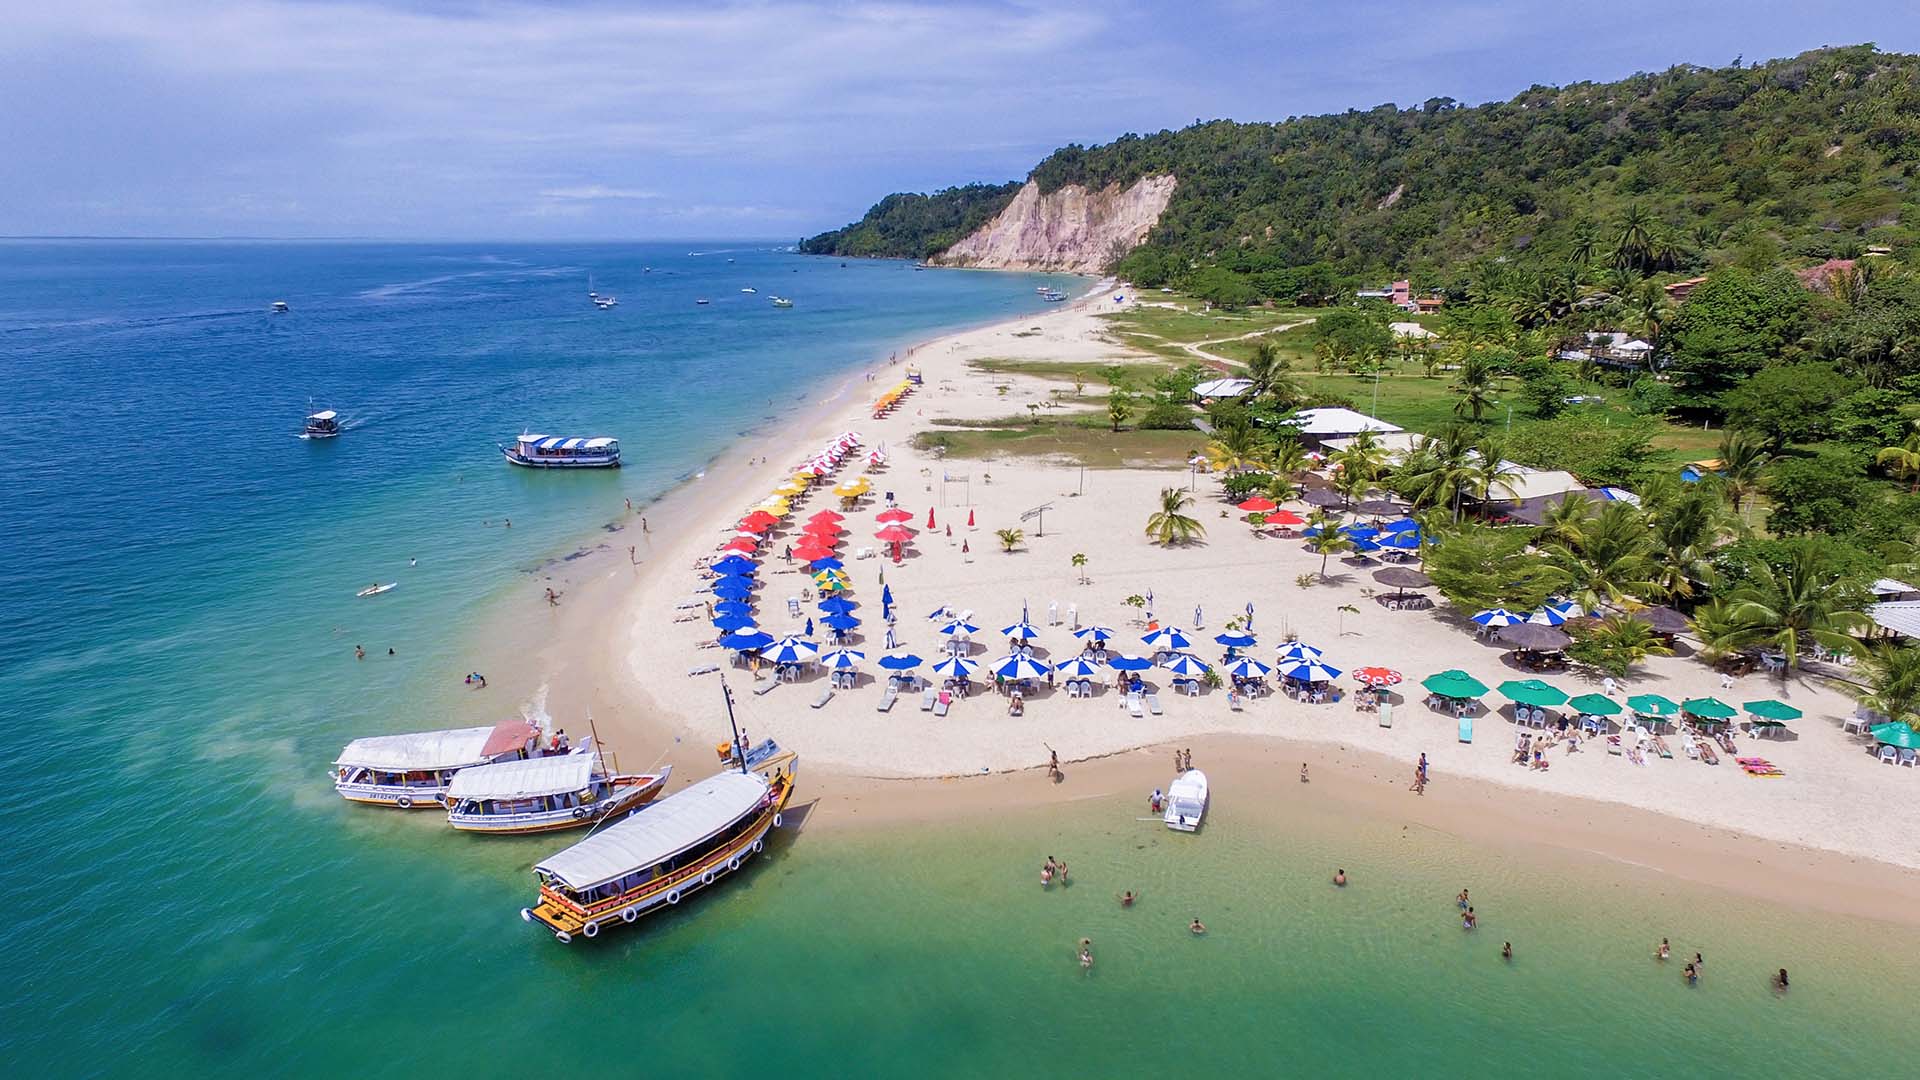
[
  {"x1": 1497, "y1": 679, "x2": 1569, "y2": 707},
  {"x1": 1161, "y1": 653, "x2": 1212, "y2": 677},
  {"x1": 1567, "y1": 693, "x2": 1622, "y2": 716},
  {"x1": 1422, "y1": 670, "x2": 1489, "y2": 699},
  {"x1": 1625, "y1": 693, "x2": 1680, "y2": 718}
]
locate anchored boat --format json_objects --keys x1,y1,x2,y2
[
  {"x1": 445, "y1": 742, "x2": 669, "y2": 834},
  {"x1": 332, "y1": 718, "x2": 539, "y2": 808},
  {"x1": 1163, "y1": 768, "x2": 1208, "y2": 832},
  {"x1": 501, "y1": 433, "x2": 621, "y2": 468}
]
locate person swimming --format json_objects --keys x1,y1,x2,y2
[
  {"x1": 1333, "y1": 869, "x2": 1347, "y2": 887},
  {"x1": 1502, "y1": 942, "x2": 1513, "y2": 962},
  {"x1": 1693, "y1": 952, "x2": 1705, "y2": 970},
  {"x1": 1079, "y1": 938, "x2": 1094, "y2": 971},
  {"x1": 1683, "y1": 962, "x2": 1699, "y2": 985},
  {"x1": 1189, "y1": 918, "x2": 1206, "y2": 935},
  {"x1": 1774, "y1": 968, "x2": 1789, "y2": 991},
  {"x1": 1119, "y1": 891, "x2": 1135, "y2": 908}
]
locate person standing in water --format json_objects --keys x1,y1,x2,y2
[
  {"x1": 1657, "y1": 938, "x2": 1671, "y2": 962},
  {"x1": 1333, "y1": 869, "x2": 1347, "y2": 887},
  {"x1": 1774, "y1": 968, "x2": 1789, "y2": 992},
  {"x1": 1078, "y1": 938, "x2": 1093, "y2": 972},
  {"x1": 1189, "y1": 918, "x2": 1206, "y2": 935},
  {"x1": 1501, "y1": 942, "x2": 1513, "y2": 962}
]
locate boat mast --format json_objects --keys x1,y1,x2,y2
[
  {"x1": 585, "y1": 709, "x2": 607, "y2": 774},
  {"x1": 719, "y1": 676, "x2": 748, "y2": 775}
]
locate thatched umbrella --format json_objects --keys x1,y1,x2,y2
[
  {"x1": 1355, "y1": 498, "x2": 1404, "y2": 517},
  {"x1": 1371, "y1": 566, "x2": 1431, "y2": 597},
  {"x1": 1630, "y1": 605, "x2": 1691, "y2": 636},
  {"x1": 1495, "y1": 623, "x2": 1572, "y2": 652},
  {"x1": 1302, "y1": 488, "x2": 1345, "y2": 508}
]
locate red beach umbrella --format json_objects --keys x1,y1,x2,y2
[
  {"x1": 876, "y1": 508, "x2": 912, "y2": 524},
  {"x1": 741, "y1": 510, "x2": 779, "y2": 528},
  {"x1": 1237, "y1": 496, "x2": 1278, "y2": 513},
  {"x1": 1266, "y1": 510, "x2": 1305, "y2": 526},
  {"x1": 801, "y1": 521, "x2": 842, "y2": 536},
  {"x1": 737, "y1": 518, "x2": 773, "y2": 534},
  {"x1": 808, "y1": 510, "x2": 845, "y2": 524},
  {"x1": 926, "y1": 507, "x2": 936, "y2": 529},
  {"x1": 1353, "y1": 667, "x2": 1403, "y2": 687},
  {"x1": 875, "y1": 524, "x2": 916, "y2": 544},
  {"x1": 721, "y1": 538, "x2": 758, "y2": 553}
]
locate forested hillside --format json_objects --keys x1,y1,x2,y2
[{"x1": 797, "y1": 182, "x2": 1022, "y2": 259}]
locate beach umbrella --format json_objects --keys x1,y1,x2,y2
[
  {"x1": 792, "y1": 549, "x2": 836, "y2": 566},
  {"x1": 712, "y1": 599, "x2": 753, "y2": 616},
  {"x1": 1303, "y1": 488, "x2": 1344, "y2": 508},
  {"x1": 1161, "y1": 653, "x2": 1212, "y2": 677},
  {"x1": 1265, "y1": 509, "x2": 1305, "y2": 526},
  {"x1": 1681, "y1": 696, "x2": 1738, "y2": 721},
  {"x1": 1381, "y1": 518, "x2": 1420, "y2": 533},
  {"x1": 794, "y1": 469, "x2": 821, "y2": 482},
  {"x1": 1497, "y1": 679, "x2": 1569, "y2": 708},
  {"x1": 874, "y1": 524, "x2": 916, "y2": 544},
  {"x1": 764, "y1": 637, "x2": 821, "y2": 664},
  {"x1": 822, "y1": 613, "x2": 861, "y2": 631},
  {"x1": 832, "y1": 480, "x2": 870, "y2": 498},
  {"x1": 878, "y1": 654, "x2": 923, "y2": 674},
  {"x1": 802, "y1": 518, "x2": 843, "y2": 533},
  {"x1": 1371, "y1": 566, "x2": 1431, "y2": 593},
  {"x1": 1056, "y1": 656, "x2": 1106, "y2": 678},
  {"x1": 876, "y1": 507, "x2": 913, "y2": 523},
  {"x1": 821, "y1": 648, "x2": 865, "y2": 670},
  {"x1": 1567, "y1": 693, "x2": 1622, "y2": 716},
  {"x1": 1348, "y1": 537, "x2": 1380, "y2": 555},
  {"x1": 936, "y1": 619, "x2": 980, "y2": 638},
  {"x1": 1374, "y1": 530, "x2": 1421, "y2": 551},
  {"x1": 1526, "y1": 606, "x2": 1569, "y2": 626},
  {"x1": 1630, "y1": 605, "x2": 1691, "y2": 635},
  {"x1": 720, "y1": 537, "x2": 759, "y2": 553},
  {"x1": 1472, "y1": 608, "x2": 1524, "y2": 628},
  {"x1": 1278, "y1": 658, "x2": 1342, "y2": 683},
  {"x1": 1421, "y1": 670, "x2": 1489, "y2": 699},
  {"x1": 773, "y1": 481, "x2": 807, "y2": 496},
  {"x1": 813, "y1": 576, "x2": 850, "y2": 594},
  {"x1": 1352, "y1": 667, "x2": 1402, "y2": 687},
  {"x1": 808, "y1": 509, "x2": 845, "y2": 523},
  {"x1": 808, "y1": 556, "x2": 846, "y2": 571},
  {"x1": 1355, "y1": 498, "x2": 1404, "y2": 517},
  {"x1": 1073, "y1": 625, "x2": 1116, "y2": 643},
  {"x1": 741, "y1": 510, "x2": 779, "y2": 528},
  {"x1": 719, "y1": 630, "x2": 775, "y2": 651},
  {"x1": 711, "y1": 580, "x2": 754, "y2": 599},
  {"x1": 1000, "y1": 620, "x2": 1042, "y2": 641},
  {"x1": 811, "y1": 566, "x2": 850, "y2": 583},
  {"x1": 1225, "y1": 657, "x2": 1272, "y2": 680},
  {"x1": 931, "y1": 656, "x2": 979, "y2": 679},
  {"x1": 1870, "y1": 722, "x2": 1920, "y2": 749},
  {"x1": 1625, "y1": 694, "x2": 1680, "y2": 718},
  {"x1": 1341, "y1": 523, "x2": 1379, "y2": 540},
  {"x1": 711, "y1": 614, "x2": 759, "y2": 632},
  {"x1": 710, "y1": 555, "x2": 758, "y2": 574},
  {"x1": 992, "y1": 654, "x2": 1053, "y2": 680},
  {"x1": 1744, "y1": 699, "x2": 1803, "y2": 722},
  {"x1": 880, "y1": 583, "x2": 894, "y2": 619},
  {"x1": 736, "y1": 518, "x2": 774, "y2": 535},
  {"x1": 1495, "y1": 623, "x2": 1572, "y2": 652},
  {"x1": 1142, "y1": 626, "x2": 1193, "y2": 651},
  {"x1": 966, "y1": 509, "x2": 975, "y2": 527},
  {"x1": 818, "y1": 595, "x2": 858, "y2": 613},
  {"x1": 1237, "y1": 496, "x2": 1278, "y2": 513},
  {"x1": 1214, "y1": 631, "x2": 1257, "y2": 648},
  {"x1": 1275, "y1": 641, "x2": 1325, "y2": 662},
  {"x1": 1106, "y1": 654, "x2": 1154, "y2": 672}
]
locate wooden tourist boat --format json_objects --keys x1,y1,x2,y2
[
  {"x1": 500, "y1": 433, "x2": 622, "y2": 469},
  {"x1": 304, "y1": 409, "x2": 340, "y2": 438},
  {"x1": 445, "y1": 742, "x2": 670, "y2": 835},
  {"x1": 521, "y1": 754, "x2": 796, "y2": 942},
  {"x1": 332, "y1": 718, "x2": 539, "y2": 808}
]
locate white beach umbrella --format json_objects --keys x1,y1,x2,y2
[
  {"x1": 1056, "y1": 656, "x2": 1106, "y2": 678},
  {"x1": 1160, "y1": 653, "x2": 1213, "y2": 677},
  {"x1": 931, "y1": 656, "x2": 979, "y2": 679},
  {"x1": 1275, "y1": 641, "x2": 1325, "y2": 662},
  {"x1": 764, "y1": 637, "x2": 822, "y2": 664},
  {"x1": 1277, "y1": 658, "x2": 1342, "y2": 683},
  {"x1": 991, "y1": 655, "x2": 1052, "y2": 680},
  {"x1": 1225, "y1": 657, "x2": 1273, "y2": 680},
  {"x1": 821, "y1": 648, "x2": 865, "y2": 670}
]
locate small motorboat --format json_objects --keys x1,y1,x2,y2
[
  {"x1": 594, "y1": 296, "x2": 617, "y2": 309},
  {"x1": 304, "y1": 409, "x2": 341, "y2": 438},
  {"x1": 770, "y1": 296, "x2": 793, "y2": 308},
  {"x1": 695, "y1": 298, "x2": 710, "y2": 305},
  {"x1": 357, "y1": 582, "x2": 398, "y2": 597},
  {"x1": 740, "y1": 287, "x2": 756, "y2": 294},
  {"x1": 1163, "y1": 769, "x2": 1208, "y2": 832},
  {"x1": 271, "y1": 300, "x2": 290, "y2": 313}
]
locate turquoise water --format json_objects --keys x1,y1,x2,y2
[{"x1": 4, "y1": 242, "x2": 1918, "y2": 1077}]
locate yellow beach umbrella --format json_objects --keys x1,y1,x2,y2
[
  {"x1": 774, "y1": 481, "x2": 807, "y2": 496},
  {"x1": 792, "y1": 470, "x2": 818, "y2": 483},
  {"x1": 812, "y1": 568, "x2": 850, "y2": 586},
  {"x1": 832, "y1": 482, "x2": 865, "y2": 498}
]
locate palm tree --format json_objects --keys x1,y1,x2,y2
[
  {"x1": 1268, "y1": 436, "x2": 1311, "y2": 479},
  {"x1": 1071, "y1": 551, "x2": 1088, "y2": 584},
  {"x1": 1544, "y1": 501, "x2": 1657, "y2": 612},
  {"x1": 1467, "y1": 438, "x2": 1520, "y2": 506},
  {"x1": 1107, "y1": 390, "x2": 1134, "y2": 433},
  {"x1": 1396, "y1": 426, "x2": 1478, "y2": 521},
  {"x1": 1333, "y1": 430, "x2": 1389, "y2": 490},
  {"x1": 1303, "y1": 509, "x2": 1350, "y2": 580},
  {"x1": 1263, "y1": 471, "x2": 1299, "y2": 504},
  {"x1": 1572, "y1": 614, "x2": 1675, "y2": 678},
  {"x1": 994, "y1": 527, "x2": 1024, "y2": 553},
  {"x1": 1854, "y1": 643, "x2": 1920, "y2": 727},
  {"x1": 1144, "y1": 487, "x2": 1205, "y2": 547},
  {"x1": 1535, "y1": 492, "x2": 1595, "y2": 548},
  {"x1": 1612, "y1": 203, "x2": 1655, "y2": 275},
  {"x1": 1690, "y1": 598, "x2": 1754, "y2": 670},
  {"x1": 1451, "y1": 353, "x2": 1497, "y2": 422},
  {"x1": 1569, "y1": 220, "x2": 1598, "y2": 266},
  {"x1": 1645, "y1": 486, "x2": 1730, "y2": 602},
  {"x1": 1245, "y1": 339, "x2": 1287, "y2": 399},
  {"x1": 1723, "y1": 542, "x2": 1870, "y2": 672},
  {"x1": 1875, "y1": 427, "x2": 1920, "y2": 492},
  {"x1": 1205, "y1": 424, "x2": 1266, "y2": 475},
  {"x1": 1716, "y1": 430, "x2": 1772, "y2": 525}
]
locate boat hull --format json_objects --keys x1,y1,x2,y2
[
  {"x1": 448, "y1": 772, "x2": 669, "y2": 835},
  {"x1": 522, "y1": 773, "x2": 793, "y2": 942},
  {"x1": 335, "y1": 782, "x2": 448, "y2": 809},
  {"x1": 501, "y1": 448, "x2": 620, "y2": 469}
]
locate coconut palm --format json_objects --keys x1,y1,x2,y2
[
  {"x1": 1144, "y1": 487, "x2": 1206, "y2": 547},
  {"x1": 1853, "y1": 643, "x2": 1920, "y2": 727},
  {"x1": 1205, "y1": 423, "x2": 1267, "y2": 475},
  {"x1": 1689, "y1": 597, "x2": 1755, "y2": 669},
  {"x1": 1876, "y1": 428, "x2": 1920, "y2": 492},
  {"x1": 1569, "y1": 220, "x2": 1598, "y2": 266},
  {"x1": 1396, "y1": 426, "x2": 1478, "y2": 521},
  {"x1": 1268, "y1": 436, "x2": 1311, "y2": 479},
  {"x1": 1303, "y1": 510, "x2": 1351, "y2": 580},
  {"x1": 1467, "y1": 438, "x2": 1520, "y2": 506},
  {"x1": 1645, "y1": 485, "x2": 1732, "y2": 602},
  {"x1": 1722, "y1": 542, "x2": 1870, "y2": 672},
  {"x1": 1451, "y1": 353, "x2": 1498, "y2": 422},
  {"x1": 1544, "y1": 501, "x2": 1658, "y2": 612},
  {"x1": 1715, "y1": 429, "x2": 1772, "y2": 524},
  {"x1": 1535, "y1": 492, "x2": 1595, "y2": 548},
  {"x1": 1333, "y1": 429, "x2": 1389, "y2": 490},
  {"x1": 1612, "y1": 203, "x2": 1655, "y2": 275},
  {"x1": 1570, "y1": 614, "x2": 1674, "y2": 678},
  {"x1": 1071, "y1": 551, "x2": 1089, "y2": 584},
  {"x1": 994, "y1": 528, "x2": 1024, "y2": 553}
]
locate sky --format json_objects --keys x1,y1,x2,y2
[{"x1": 3, "y1": 1, "x2": 1917, "y2": 240}]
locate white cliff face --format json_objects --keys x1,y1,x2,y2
[{"x1": 934, "y1": 175, "x2": 1176, "y2": 273}]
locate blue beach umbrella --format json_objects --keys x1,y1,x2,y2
[
  {"x1": 1073, "y1": 625, "x2": 1116, "y2": 643},
  {"x1": 1381, "y1": 518, "x2": 1420, "y2": 533},
  {"x1": 712, "y1": 599, "x2": 754, "y2": 616},
  {"x1": 764, "y1": 637, "x2": 821, "y2": 665},
  {"x1": 719, "y1": 630, "x2": 775, "y2": 651},
  {"x1": 1375, "y1": 530, "x2": 1420, "y2": 551},
  {"x1": 877, "y1": 653, "x2": 923, "y2": 671},
  {"x1": 1214, "y1": 631, "x2": 1257, "y2": 648},
  {"x1": 1225, "y1": 657, "x2": 1273, "y2": 680},
  {"x1": 1161, "y1": 653, "x2": 1212, "y2": 677},
  {"x1": 926, "y1": 605, "x2": 951, "y2": 620},
  {"x1": 1349, "y1": 537, "x2": 1380, "y2": 553},
  {"x1": 818, "y1": 596, "x2": 858, "y2": 614},
  {"x1": 881, "y1": 584, "x2": 894, "y2": 618},
  {"x1": 1341, "y1": 524, "x2": 1379, "y2": 540},
  {"x1": 1278, "y1": 658, "x2": 1342, "y2": 682},
  {"x1": 821, "y1": 648, "x2": 865, "y2": 670},
  {"x1": 711, "y1": 614, "x2": 758, "y2": 632},
  {"x1": 1527, "y1": 606, "x2": 1569, "y2": 626},
  {"x1": 1056, "y1": 656, "x2": 1106, "y2": 678},
  {"x1": 931, "y1": 656, "x2": 979, "y2": 679},
  {"x1": 823, "y1": 613, "x2": 861, "y2": 631},
  {"x1": 711, "y1": 580, "x2": 754, "y2": 599},
  {"x1": 937, "y1": 619, "x2": 980, "y2": 638},
  {"x1": 1000, "y1": 620, "x2": 1043, "y2": 641},
  {"x1": 1142, "y1": 626, "x2": 1192, "y2": 651},
  {"x1": 992, "y1": 655, "x2": 1052, "y2": 680},
  {"x1": 808, "y1": 556, "x2": 846, "y2": 571},
  {"x1": 1275, "y1": 641, "x2": 1324, "y2": 662},
  {"x1": 1107, "y1": 654, "x2": 1154, "y2": 672},
  {"x1": 1471, "y1": 608, "x2": 1523, "y2": 628},
  {"x1": 710, "y1": 555, "x2": 757, "y2": 574}
]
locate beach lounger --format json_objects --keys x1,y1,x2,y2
[
  {"x1": 1229, "y1": 694, "x2": 1243, "y2": 712},
  {"x1": 934, "y1": 691, "x2": 951, "y2": 718},
  {"x1": 686, "y1": 663, "x2": 720, "y2": 677},
  {"x1": 1457, "y1": 715, "x2": 1473, "y2": 743},
  {"x1": 1697, "y1": 741, "x2": 1719, "y2": 765},
  {"x1": 1126, "y1": 692, "x2": 1144, "y2": 718},
  {"x1": 877, "y1": 687, "x2": 897, "y2": 712},
  {"x1": 1146, "y1": 693, "x2": 1163, "y2": 716},
  {"x1": 753, "y1": 677, "x2": 778, "y2": 696},
  {"x1": 919, "y1": 687, "x2": 936, "y2": 712},
  {"x1": 674, "y1": 599, "x2": 705, "y2": 610},
  {"x1": 1651, "y1": 736, "x2": 1673, "y2": 759},
  {"x1": 812, "y1": 687, "x2": 834, "y2": 709}
]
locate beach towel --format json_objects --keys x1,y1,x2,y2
[
  {"x1": 934, "y1": 692, "x2": 951, "y2": 718},
  {"x1": 1457, "y1": 715, "x2": 1473, "y2": 743}
]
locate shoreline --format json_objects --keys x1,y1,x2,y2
[{"x1": 460, "y1": 273, "x2": 1920, "y2": 920}]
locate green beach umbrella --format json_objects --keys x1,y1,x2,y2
[
  {"x1": 1497, "y1": 679, "x2": 1569, "y2": 708},
  {"x1": 1681, "y1": 696, "x2": 1737, "y2": 721},
  {"x1": 1567, "y1": 693, "x2": 1622, "y2": 716},
  {"x1": 1625, "y1": 693, "x2": 1679, "y2": 718},
  {"x1": 1870, "y1": 722, "x2": 1920, "y2": 749},
  {"x1": 1743, "y1": 699, "x2": 1803, "y2": 722},
  {"x1": 1422, "y1": 670, "x2": 1489, "y2": 699}
]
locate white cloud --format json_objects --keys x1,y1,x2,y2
[{"x1": 538, "y1": 186, "x2": 662, "y2": 201}]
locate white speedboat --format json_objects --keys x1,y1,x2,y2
[
  {"x1": 501, "y1": 433, "x2": 621, "y2": 469},
  {"x1": 1163, "y1": 769, "x2": 1208, "y2": 832},
  {"x1": 594, "y1": 296, "x2": 617, "y2": 309},
  {"x1": 271, "y1": 300, "x2": 290, "y2": 313},
  {"x1": 740, "y1": 287, "x2": 756, "y2": 293},
  {"x1": 770, "y1": 296, "x2": 793, "y2": 308}
]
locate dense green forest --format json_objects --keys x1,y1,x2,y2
[{"x1": 797, "y1": 181, "x2": 1021, "y2": 259}]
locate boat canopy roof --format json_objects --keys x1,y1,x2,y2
[
  {"x1": 535, "y1": 771, "x2": 768, "y2": 890},
  {"x1": 448, "y1": 748, "x2": 596, "y2": 801},
  {"x1": 516, "y1": 434, "x2": 618, "y2": 451},
  {"x1": 307, "y1": 410, "x2": 337, "y2": 421},
  {"x1": 336, "y1": 718, "x2": 535, "y2": 771}
]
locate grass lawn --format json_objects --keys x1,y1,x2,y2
[
  {"x1": 1102, "y1": 302, "x2": 1317, "y2": 347},
  {"x1": 914, "y1": 414, "x2": 1204, "y2": 468},
  {"x1": 968, "y1": 357, "x2": 1170, "y2": 387}
]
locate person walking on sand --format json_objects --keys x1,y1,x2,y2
[
  {"x1": 1300, "y1": 762, "x2": 1310, "y2": 783},
  {"x1": 1047, "y1": 748, "x2": 1061, "y2": 781},
  {"x1": 1411, "y1": 766, "x2": 1427, "y2": 795}
]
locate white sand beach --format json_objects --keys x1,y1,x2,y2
[{"x1": 471, "y1": 282, "x2": 1920, "y2": 880}]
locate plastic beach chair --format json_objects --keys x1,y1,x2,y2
[
  {"x1": 877, "y1": 687, "x2": 898, "y2": 712},
  {"x1": 1879, "y1": 745, "x2": 1898, "y2": 764},
  {"x1": 920, "y1": 687, "x2": 936, "y2": 712},
  {"x1": 1146, "y1": 692, "x2": 1163, "y2": 716}
]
